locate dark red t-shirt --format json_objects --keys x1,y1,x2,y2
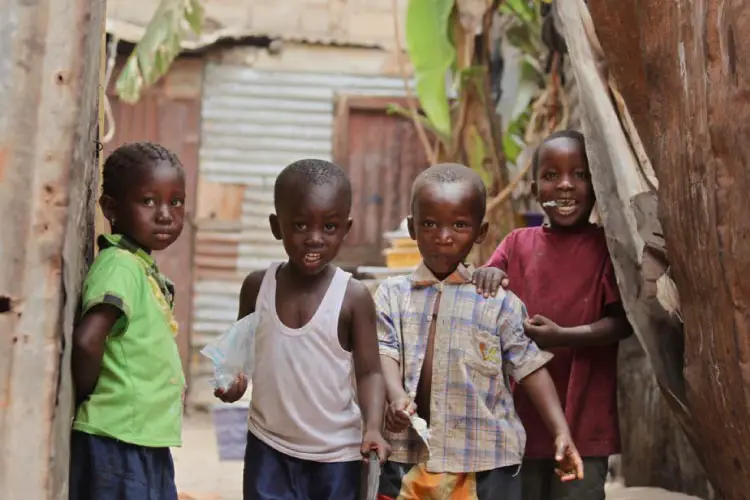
[{"x1": 485, "y1": 224, "x2": 621, "y2": 458}]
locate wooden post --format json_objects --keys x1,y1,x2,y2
[
  {"x1": 555, "y1": 1, "x2": 710, "y2": 496},
  {"x1": 0, "y1": 0, "x2": 105, "y2": 497}
]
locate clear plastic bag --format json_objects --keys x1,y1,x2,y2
[{"x1": 200, "y1": 312, "x2": 258, "y2": 391}]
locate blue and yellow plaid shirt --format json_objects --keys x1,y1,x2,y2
[{"x1": 376, "y1": 262, "x2": 553, "y2": 473}]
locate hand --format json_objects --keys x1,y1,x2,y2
[
  {"x1": 214, "y1": 373, "x2": 248, "y2": 403},
  {"x1": 361, "y1": 429, "x2": 391, "y2": 463},
  {"x1": 385, "y1": 397, "x2": 416, "y2": 433},
  {"x1": 554, "y1": 433, "x2": 584, "y2": 482},
  {"x1": 523, "y1": 315, "x2": 561, "y2": 348},
  {"x1": 472, "y1": 268, "x2": 509, "y2": 298}
]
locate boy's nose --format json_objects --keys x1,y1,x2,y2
[
  {"x1": 558, "y1": 176, "x2": 574, "y2": 189},
  {"x1": 435, "y1": 228, "x2": 453, "y2": 245},
  {"x1": 156, "y1": 204, "x2": 173, "y2": 223},
  {"x1": 306, "y1": 230, "x2": 324, "y2": 246}
]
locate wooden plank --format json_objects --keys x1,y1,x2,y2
[
  {"x1": 0, "y1": 0, "x2": 105, "y2": 496},
  {"x1": 555, "y1": 1, "x2": 710, "y2": 494}
]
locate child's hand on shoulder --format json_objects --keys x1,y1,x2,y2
[
  {"x1": 554, "y1": 433, "x2": 584, "y2": 482},
  {"x1": 385, "y1": 397, "x2": 416, "y2": 433},
  {"x1": 524, "y1": 315, "x2": 561, "y2": 348},
  {"x1": 361, "y1": 429, "x2": 391, "y2": 464},
  {"x1": 214, "y1": 373, "x2": 248, "y2": 403},
  {"x1": 471, "y1": 267, "x2": 509, "y2": 298}
]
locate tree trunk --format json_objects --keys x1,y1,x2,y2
[
  {"x1": 563, "y1": 0, "x2": 750, "y2": 497},
  {"x1": 0, "y1": 0, "x2": 104, "y2": 497},
  {"x1": 617, "y1": 337, "x2": 711, "y2": 497}
]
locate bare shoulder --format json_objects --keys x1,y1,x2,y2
[
  {"x1": 343, "y1": 277, "x2": 375, "y2": 314},
  {"x1": 238, "y1": 269, "x2": 266, "y2": 318},
  {"x1": 240, "y1": 270, "x2": 265, "y2": 295}
]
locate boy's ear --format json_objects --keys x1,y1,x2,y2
[
  {"x1": 99, "y1": 195, "x2": 116, "y2": 226},
  {"x1": 269, "y1": 214, "x2": 282, "y2": 241},
  {"x1": 530, "y1": 180, "x2": 538, "y2": 198},
  {"x1": 475, "y1": 221, "x2": 489, "y2": 244},
  {"x1": 406, "y1": 216, "x2": 416, "y2": 240},
  {"x1": 344, "y1": 217, "x2": 353, "y2": 236}
]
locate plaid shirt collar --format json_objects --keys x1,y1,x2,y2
[{"x1": 410, "y1": 261, "x2": 475, "y2": 288}]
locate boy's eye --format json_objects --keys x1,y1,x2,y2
[
  {"x1": 294, "y1": 223, "x2": 307, "y2": 230},
  {"x1": 324, "y1": 223, "x2": 337, "y2": 231},
  {"x1": 574, "y1": 171, "x2": 589, "y2": 180},
  {"x1": 542, "y1": 171, "x2": 558, "y2": 180},
  {"x1": 143, "y1": 198, "x2": 156, "y2": 207},
  {"x1": 454, "y1": 221, "x2": 468, "y2": 229},
  {"x1": 422, "y1": 221, "x2": 437, "y2": 229},
  {"x1": 171, "y1": 199, "x2": 184, "y2": 208}
]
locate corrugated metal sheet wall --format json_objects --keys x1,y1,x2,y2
[{"x1": 192, "y1": 63, "x2": 406, "y2": 372}]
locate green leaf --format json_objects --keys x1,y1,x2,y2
[
  {"x1": 502, "y1": 132, "x2": 524, "y2": 164},
  {"x1": 115, "y1": 0, "x2": 204, "y2": 103},
  {"x1": 405, "y1": 0, "x2": 455, "y2": 137},
  {"x1": 500, "y1": 0, "x2": 536, "y2": 24}
]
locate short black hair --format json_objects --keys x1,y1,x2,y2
[
  {"x1": 531, "y1": 129, "x2": 588, "y2": 179},
  {"x1": 411, "y1": 163, "x2": 487, "y2": 222},
  {"x1": 273, "y1": 159, "x2": 352, "y2": 213},
  {"x1": 102, "y1": 142, "x2": 184, "y2": 199}
]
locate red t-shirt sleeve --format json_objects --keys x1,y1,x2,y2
[
  {"x1": 602, "y1": 256, "x2": 621, "y2": 307},
  {"x1": 484, "y1": 231, "x2": 514, "y2": 271}
]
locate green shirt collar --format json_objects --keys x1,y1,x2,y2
[{"x1": 98, "y1": 234, "x2": 176, "y2": 307}]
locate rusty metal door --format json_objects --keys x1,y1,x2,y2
[
  {"x1": 333, "y1": 96, "x2": 428, "y2": 266},
  {"x1": 102, "y1": 57, "x2": 203, "y2": 378}
]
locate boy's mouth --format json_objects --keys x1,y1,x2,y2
[
  {"x1": 543, "y1": 199, "x2": 578, "y2": 216},
  {"x1": 303, "y1": 252, "x2": 322, "y2": 264}
]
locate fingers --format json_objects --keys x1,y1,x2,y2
[
  {"x1": 385, "y1": 411, "x2": 410, "y2": 433},
  {"x1": 554, "y1": 468, "x2": 579, "y2": 482},
  {"x1": 376, "y1": 443, "x2": 389, "y2": 463},
  {"x1": 405, "y1": 401, "x2": 417, "y2": 415}
]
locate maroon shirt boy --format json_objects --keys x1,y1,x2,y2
[{"x1": 474, "y1": 130, "x2": 631, "y2": 500}]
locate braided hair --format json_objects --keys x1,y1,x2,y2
[{"x1": 102, "y1": 142, "x2": 184, "y2": 200}]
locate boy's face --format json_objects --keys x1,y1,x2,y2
[
  {"x1": 532, "y1": 137, "x2": 594, "y2": 228},
  {"x1": 101, "y1": 161, "x2": 186, "y2": 252},
  {"x1": 270, "y1": 182, "x2": 352, "y2": 276},
  {"x1": 408, "y1": 181, "x2": 488, "y2": 280}
]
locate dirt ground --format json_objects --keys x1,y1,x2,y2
[{"x1": 173, "y1": 409, "x2": 702, "y2": 500}]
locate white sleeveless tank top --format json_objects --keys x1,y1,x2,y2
[{"x1": 247, "y1": 263, "x2": 363, "y2": 462}]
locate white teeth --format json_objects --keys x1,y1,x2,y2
[
  {"x1": 542, "y1": 201, "x2": 558, "y2": 207},
  {"x1": 304, "y1": 253, "x2": 321, "y2": 262}
]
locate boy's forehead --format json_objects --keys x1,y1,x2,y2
[
  {"x1": 278, "y1": 182, "x2": 350, "y2": 215},
  {"x1": 539, "y1": 137, "x2": 585, "y2": 162},
  {"x1": 414, "y1": 181, "x2": 479, "y2": 212}
]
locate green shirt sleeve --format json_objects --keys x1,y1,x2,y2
[{"x1": 81, "y1": 248, "x2": 143, "y2": 335}]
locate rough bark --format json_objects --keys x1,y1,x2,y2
[
  {"x1": 0, "y1": 0, "x2": 104, "y2": 497},
  {"x1": 564, "y1": 0, "x2": 750, "y2": 497},
  {"x1": 556, "y1": 1, "x2": 710, "y2": 496}
]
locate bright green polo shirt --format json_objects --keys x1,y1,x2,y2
[{"x1": 73, "y1": 235, "x2": 185, "y2": 447}]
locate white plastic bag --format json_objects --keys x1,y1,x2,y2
[{"x1": 200, "y1": 312, "x2": 258, "y2": 391}]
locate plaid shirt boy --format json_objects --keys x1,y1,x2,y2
[{"x1": 376, "y1": 262, "x2": 553, "y2": 473}]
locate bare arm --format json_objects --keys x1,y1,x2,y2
[
  {"x1": 215, "y1": 270, "x2": 264, "y2": 403},
  {"x1": 238, "y1": 270, "x2": 265, "y2": 320},
  {"x1": 520, "y1": 367, "x2": 584, "y2": 480},
  {"x1": 349, "y1": 280, "x2": 386, "y2": 434},
  {"x1": 72, "y1": 304, "x2": 120, "y2": 405},
  {"x1": 519, "y1": 367, "x2": 570, "y2": 438},
  {"x1": 530, "y1": 303, "x2": 632, "y2": 349},
  {"x1": 381, "y1": 356, "x2": 409, "y2": 403}
]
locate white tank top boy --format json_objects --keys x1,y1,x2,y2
[{"x1": 247, "y1": 263, "x2": 363, "y2": 462}]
